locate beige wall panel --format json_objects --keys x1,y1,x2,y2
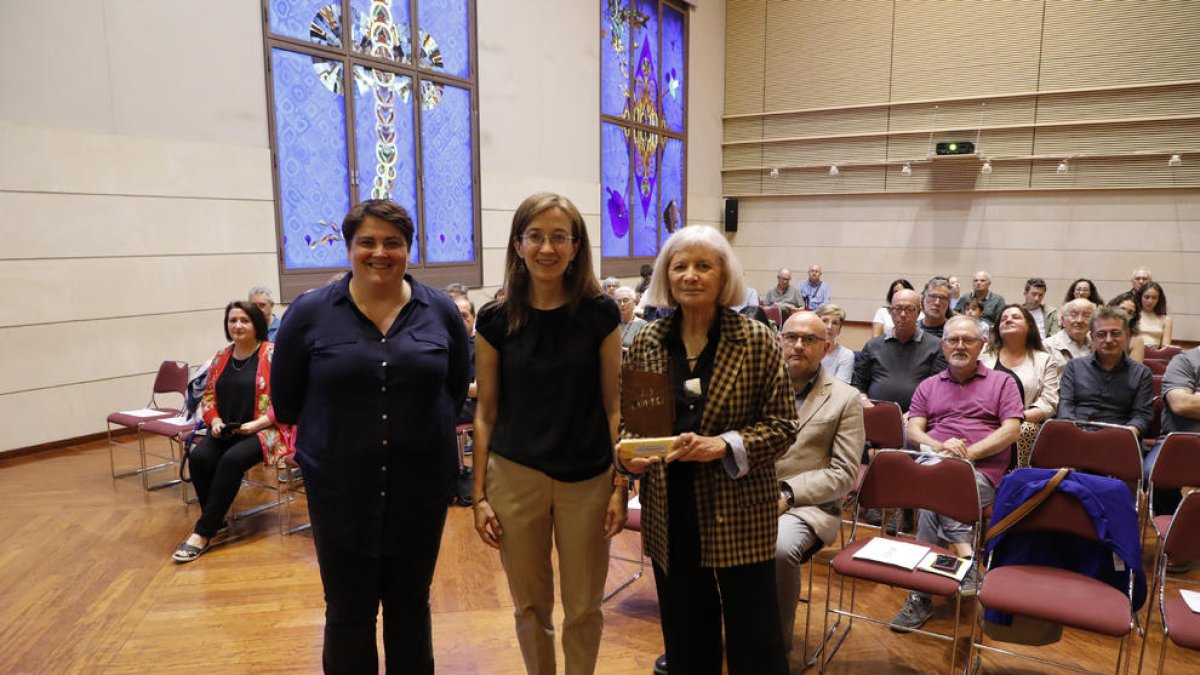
[
  {"x1": 0, "y1": 376, "x2": 171, "y2": 450},
  {"x1": 724, "y1": 144, "x2": 764, "y2": 170},
  {"x1": 763, "y1": 108, "x2": 891, "y2": 141},
  {"x1": 723, "y1": 172, "x2": 764, "y2": 195},
  {"x1": 763, "y1": 138, "x2": 889, "y2": 167},
  {"x1": 688, "y1": 0, "x2": 728, "y2": 217},
  {"x1": 105, "y1": 0, "x2": 268, "y2": 147},
  {"x1": 891, "y1": 1, "x2": 1043, "y2": 101},
  {"x1": 1040, "y1": 1, "x2": 1200, "y2": 90},
  {"x1": 0, "y1": 255, "x2": 278, "y2": 327},
  {"x1": 763, "y1": 0, "x2": 892, "y2": 110},
  {"x1": 888, "y1": 98, "x2": 1039, "y2": 134},
  {"x1": 2, "y1": 193, "x2": 275, "y2": 259},
  {"x1": 762, "y1": 167, "x2": 886, "y2": 196},
  {"x1": 1032, "y1": 120, "x2": 1200, "y2": 157},
  {"x1": 478, "y1": 174, "x2": 601, "y2": 217},
  {"x1": 481, "y1": 248, "x2": 508, "y2": 289},
  {"x1": 886, "y1": 129, "x2": 1035, "y2": 161},
  {"x1": 1028, "y1": 158, "x2": 1200, "y2": 191},
  {"x1": 725, "y1": 117, "x2": 764, "y2": 143},
  {"x1": 0, "y1": 312, "x2": 221, "y2": 396},
  {"x1": 0, "y1": 121, "x2": 273, "y2": 200},
  {"x1": 0, "y1": 1, "x2": 114, "y2": 134},
  {"x1": 884, "y1": 162, "x2": 1032, "y2": 193},
  {"x1": 724, "y1": 0, "x2": 766, "y2": 115},
  {"x1": 1034, "y1": 85, "x2": 1200, "y2": 125}
]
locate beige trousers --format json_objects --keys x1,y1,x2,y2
[{"x1": 486, "y1": 453, "x2": 613, "y2": 675}]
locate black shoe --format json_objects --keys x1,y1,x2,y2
[
  {"x1": 653, "y1": 653, "x2": 668, "y2": 675},
  {"x1": 863, "y1": 508, "x2": 883, "y2": 526}
]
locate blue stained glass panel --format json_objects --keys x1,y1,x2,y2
[
  {"x1": 418, "y1": 0, "x2": 471, "y2": 79},
  {"x1": 659, "y1": 137, "x2": 684, "y2": 247},
  {"x1": 420, "y1": 83, "x2": 475, "y2": 263},
  {"x1": 630, "y1": 0, "x2": 659, "y2": 128},
  {"x1": 661, "y1": 5, "x2": 685, "y2": 133},
  {"x1": 601, "y1": 0, "x2": 630, "y2": 118},
  {"x1": 270, "y1": 0, "x2": 343, "y2": 46},
  {"x1": 601, "y1": 123, "x2": 631, "y2": 258},
  {"x1": 632, "y1": 132, "x2": 660, "y2": 257},
  {"x1": 272, "y1": 48, "x2": 352, "y2": 271},
  {"x1": 351, "y1": 0, "x2": 412, "y2": 64},
  {"x1": 353, "y1": 66, "x2": 419, "y2": 263}
]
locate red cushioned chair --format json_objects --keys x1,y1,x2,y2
[
  {"x1": 761, "y1": 304, "x2": 783, "y2": 329},
  {"x1": 819, "y1": 449, "x2": 981, "y2": 675},
  {"x1": 1147, "y1": 491, "x2": 1200, "y2": 675},
  {"x1": 1029, "y1": 419, "x2": 1142, "y2": 486},
  {"x1": 968, "y1": 489, "x2": 1139, "y2": 675},
  {"x1": 1145, "y1": 346, "x2": 1183, "y2": 362},
  {"x1": 106, "y1": 360, "x2": 189, "y2": 490},
  {"x1": 1144, "y1": 358, "x2": 1169, "y2": 376}
]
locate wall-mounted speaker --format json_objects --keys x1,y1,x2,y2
[{"x1": 724, "y1": 199, "x2": 739, "y2": 232}]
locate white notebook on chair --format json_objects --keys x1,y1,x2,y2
[{"x1": 852, "y1": 537, "x2": 930, "y2": 570}]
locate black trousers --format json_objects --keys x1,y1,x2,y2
[
  {"x1": 310, "y1": 506, "x2": 448, "y2": 675},
  {"x1": 188, "y1": 433, "x2": 262, "y2": 538},
  {"x1": 652, "y1": 464, "x2": 789, "y2": 675}
]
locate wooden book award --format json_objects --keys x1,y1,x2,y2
[{"x1": 619, "y1": 365, "x2": 676, "y2": 461}]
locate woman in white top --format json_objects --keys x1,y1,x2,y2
[
  {"x1": 1108, "y1": 294, "x2": 1146, "y2": 362},
  {"x1": 981, "y1": 304, "x2": 1060, "y2": 468},
  {"x1": 1138, "y1": 282, "x2": 1172, "y2": 348},
  {"x1": 815, "y1": 304, "x2": 854, "y2": 383},
  {"x1": 871, "y1": 278, "x2": 914, "y2": 337}
]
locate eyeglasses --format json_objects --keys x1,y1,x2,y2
[
  {"x1": 1093, "y1": 329, "x2": 1126, "y2": 340},
  {"x1": 781, "y1": 333, "x2": 823, "y2": 347},
  {"x1": 925, "y1": 293, "x2": 950, "y2": 303},
  {"x1": 616, "y1": 297, "x2": 635, "y2": 305},
  {"x1": 1064, "y1": 312, "x2": 1092, "y2": 320},
  {"x1": 943, "y1": 336, "x2": 983, "y2": 346},
  {"x1": 889, "y1": 306, "x2": 920, "y2": 314},
  {"x1": 519, "y1": 231, "x2": 576, "y2": 248}
]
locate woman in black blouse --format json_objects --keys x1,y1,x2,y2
[{"x1": 472, "y1": 193, "x2": 624, "y2": 675}]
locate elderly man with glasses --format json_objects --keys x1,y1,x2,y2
[
  {"x1": 1056, "y1": 305, "x2": 1154, "y2": 439},
  {"x1": 765, "y1": 267, "x2": 805, "y2": 312},
  {"x1": 919, "y1": 276, "x2": 955, "y2": 339},
  {"x1": 890, "y1": 316, "x2": 1024, "y2": 632},
  {"x1": 1044, "y1": 298, "x2": 1096, "y2": 366},
  {"x1": 852, "y1": 289, "x2": 947, "y2": 412}
]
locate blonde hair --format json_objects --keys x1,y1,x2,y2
[
  {"x1": 815, "y1": 303, "x2": 846, "y2": 324},
  {"x1": 642, "y1": 226, "x2": 746, "y2": 309}
]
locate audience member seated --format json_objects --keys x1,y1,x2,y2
[
  {"x1": 961, "y1": 299, "x2": 992, "y2": 342},
  {"x1": 872, "y1": 278, "x2": 916, "y2": 338},
  {"x1": 1145, "y1": 347, "x2": 1200, "y2": 524},
  {"x1": 732, "y1": 285, "x2": 773, "y2": 329},
  {"x1": 816, "y1": 304, "x2": 854, "y2": 383},
  {"x1": 454, "y1": 295, "x2": 478, "y2": 425},
  {"x1": 1056, "y1": 305, "x2": 1154, "y2": 439},
  {"x1": 1020, "y1": 277, "x2": 1059, "y2": 337},
  {"x1": 890, "y1": 316, "x2": 1023, "y2": 631},
  {"x1": 798, "y1": 263, "x2": 831, "y2": 310},
  {"x1": 774, "y1": 311, "x2": 863, "y2": 659},
  {"x1": 445, "y1": 282, "x2": 469, "y2": 298},
  {"x1": 635, "y1": 263, "x2": 653, "y2": 296},
  {"x1": 981, "y1": 304, "x2": 1060, "y2": 467},
  {"x1": 1137, "y1": 281, "x2": 1172, "y2": 348},
  {"x1": 615, "y1": 286, "x2": 648, "y2": 349},
  {"x1": 601, "y1": 276, "x2": 620, "y2": 298},
  {"x1": 1130, "y1": 266, "x2": 1152, "y2": 296},
  {"x1": 249, "y1": 285, "x2": 281, "y2": 341},
  {"x1": 954, "y1": 271, "x2": 1005, "y2": 325},
  {"x1": 1065, "y1": 277, "x2": 1103, "y2": 307},
  {"x1": 172, "y1": 301, "x2": 293, "y2": 563},
  {"x1": 1107, "y1": 294, "x2": 1147, "y2": 362},
  {"x1": 1044, "y1": 298, "x2": 1095, "y2": 365},
  {"x1": 853, "y1": 289, "x2": 946, "y2": 412},
  {"x1": 765, "y1": 266, "x2": 805, "y2": 311},
  {"x1": 948, "y1": 275, "x2": 962, "y2": 306},
  {"x1": 918, "y1": 276, "x2": 953, "y2": 339}
]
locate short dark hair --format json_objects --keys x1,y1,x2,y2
[
  {"x1": 886, "y1": 278, "x2": 914, "y2": 305},
  {"x1": 1091, "y1": 304, "x2": 1131, "y2": 334},
  {"x1": 224, "y1": 300, "x2": 268, "y2": 342},
  {"x1": 963, "y1": 299, "x2": 985, "y2": 313},
  {"x1": 640, "y1": 264, "x2": 654, "y2": 277},
  {"x1": 341, "y1": 199, "x2": 414, "y2": 249},
  {"x1": 1024, "y1": 277, "x2": 1047, "y2": 293}
]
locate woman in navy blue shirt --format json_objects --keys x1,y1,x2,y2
[
  {"x1": 271, "y1": 200, "x2": 468, "y2": 674},
  {"x1": 472, "y1": 193, "x2": 625, "y2": 675}
]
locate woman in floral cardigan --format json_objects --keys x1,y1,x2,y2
[{"x1": 172, "y1": 300, "x2": 292, "y2": 563}]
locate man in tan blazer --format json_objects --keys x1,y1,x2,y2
[{"x1": 775, "y1": 312, "x2": 864, "y2": 660}]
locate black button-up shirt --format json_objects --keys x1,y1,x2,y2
[
  {"x1": 1057, "y1": 353, "x2": 1154, "y2": 437},
  {"x1": 271, "y1": 274, "x2": 468, "y2": 556}
]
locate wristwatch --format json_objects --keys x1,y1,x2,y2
[{"x1": 613, "y1": 474, "x2": 630, "y2": 489}]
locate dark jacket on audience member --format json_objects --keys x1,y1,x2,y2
[
  {"x1": 1056, "y1": 353, "x2": 1153, "y2": 437},
  {"x1": 851, "y1": 328, "x2": 947, "y2": 412}
]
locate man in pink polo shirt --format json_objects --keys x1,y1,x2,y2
[{"x1": 890, "y1": 315, "x2": 1024, "y2": 632}]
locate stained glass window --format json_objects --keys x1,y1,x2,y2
[
  {"x1": 265, "y1": 0, "x2": 479, "y2": 298},
  {"x1": 600, "y1": 0, "x2": 687, "y2": 274}
]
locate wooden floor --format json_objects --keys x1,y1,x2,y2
[{"x1": 1, "y1": 437, "x2": 1197, "y2": 674}]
